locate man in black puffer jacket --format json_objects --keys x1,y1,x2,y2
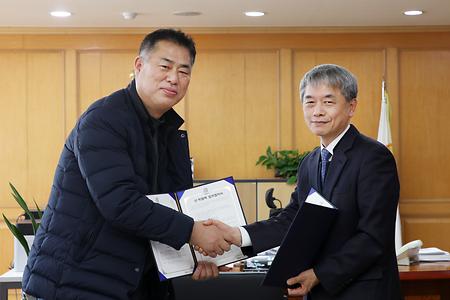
[{"x1": 22, "y1": 28, "x2": 230, "y2": 300}]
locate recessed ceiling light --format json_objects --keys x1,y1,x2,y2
[
  {"x1": 403, "y1": 10, "x2": 423, "y2": 16},
  {"x1": 245, "y1": 11, "x2": 265, "y2": 17},
  {"x1": 173, "y1": 11, "x2": 202, "y2": 16},
  {"x1": 50, "y1": 11, "x2": 72, "y2": 18},
  {"x1": 122, "y1": 12, "x2": 138, "y2": 20}
]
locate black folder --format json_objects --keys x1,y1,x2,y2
[{"x1": 262, "y1": 188, "x2": 338, "y2": 287}]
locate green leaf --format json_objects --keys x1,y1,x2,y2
[
  {"x1": 256, "y1": 155, "x2": 267, "y2": 165},
  {"x1": 278, "y1": 150, "x2": 289, "y2": 156},
  {"x1": 9, "y1": 182, "x2": 38, "y2": 235},
  {"x1": 256, "y1": 147, "x2": 310, "y2": 182},
  {"x1": 262, "y1": 160, "x2": 275, "y2": 169},
  {"x1": 287, "y1": 175, "x2": 297, "y2": 185},
  {"x1": 285, "y1": 165, "x2": 298, "y2": 172},
  {"x1": 3, "y1": 214, "x2": 30, "y2": 256},
  {"x1": 34, "y1": 199, "x2": 43, "y2": 219}
]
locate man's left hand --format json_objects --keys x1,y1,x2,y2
[
  {"x1": 286, "y1": 268, "x2": 319, "y2": 296},
  {"x1": 191, "y1": 262, "x2": 232, "y2": 281}
]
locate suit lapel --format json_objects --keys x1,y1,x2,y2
[
  {"x1": 307, "y1": 147, "x2": 321, "y2": 193},
  {"x1": 322, "y1": 125, "x2": 359, "y2": 200},
  {"x1": 322, "y1": 152, "x2": 347, "y2": 200}
]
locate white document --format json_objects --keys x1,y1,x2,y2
[
  {"x1": 418, "y1": 247, "x2": 450, "y2": 262},
  {"x1": 178, "y1": 179, "x2": 247, "y2": 266},
  {"x1": 146, "y1": 177, "x2": 247, "y2": 280},
  {"x1": 147, "y1": 193, "x2": 195, "y2": 279},
  {"x1": 418, "y1": 254, "x2": 450, "y2": 262},
  {"x1": 419, "y1": 247, "x2": 449, "y2": 255},
  {"x1": 305, "y1": 188, "x2": 335, "y2": 208}
]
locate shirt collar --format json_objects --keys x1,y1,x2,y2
[
  {"x1": 320, "y1": 124, "x2": 351, "y2": 156},
  {"x1": 127, "y1": 80, "x2": 184, "y2": 130}
]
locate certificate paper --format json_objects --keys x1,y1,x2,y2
[
  {"x1": 147, "y1": 194, "x2": 196, "y2": 279},
  {"x1": 147, "y1": 177, "x2": 247, "y2": 280}
]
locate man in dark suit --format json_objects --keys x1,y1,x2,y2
[{"x1": 203, "y1": 64, "x2": 401, "y2": 299}]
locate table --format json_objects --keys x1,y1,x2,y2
[
  {"x1": 2, "y1": 263, "x2": 450, "y2": 300},
  {"x1": 0, "y1": 269, "x2": 22, "y2": 299},
  {"x1": 399, "y1": 261, "x2": 450, "y2": 299}
]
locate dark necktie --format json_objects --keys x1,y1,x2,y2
[{"x1": 321, "y1": 148, "x2": 332, "y2": 185}]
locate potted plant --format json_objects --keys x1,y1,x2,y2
[
  {"x1": 1, "y1": 183, "x2": 43, "y2": 300},
  {"x1": 2, "y1": 183, "x2": 42, "y2": 263},
  {"x1": 256, "y1": 146, "x2": 310, "y2": 184}
]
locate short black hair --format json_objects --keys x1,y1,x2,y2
[{"x1": 139, "y1": 28, "x2": 196, "y2": 65}]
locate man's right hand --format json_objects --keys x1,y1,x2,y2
[
  {"x1": 189, "y1": 221, "x2": 231, "y2": 257},
  {"x1": 194, "y1": 219, "x2": 242, "y2": 256}
]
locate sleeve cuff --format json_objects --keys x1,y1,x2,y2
[{"x1": 239, "y1": 226, "x2": 253, "y2": 247}]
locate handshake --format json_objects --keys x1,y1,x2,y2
[{"x1": 189, "y1": 219, "x2": 242, "y2": 257}]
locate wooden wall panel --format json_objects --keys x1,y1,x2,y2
[
  {"x1": 399, "y1": 50, "x2": 450, "y2": 199},
  {"x1": 292, "y1": 50, "x2": 384, "y2": 151},
  {"x1": 78, "y1": 52, "x2": 102, "y2": 112},
  {"x1": 0, "y1": 224, "x2": 14, "y2": 275},
  {"x1": 279, "y1": 49, "x2": 295, "y2": 149},
  {"x1": 186, "y1": 50, "x2": 279, "y2": 179},
  {"x1": 0, "y1": 51, "x2": 64, "y2": 206},
  {"x1": 235, "y1": 182, "x2": 257, "y2": 223},
  {"x1": 100, "y1": 52, "x2": 136, "y2": 96},
  {"x1": 0, "y1": 52, "x2": 27, "y2": 207},
  {"x1": 26, "y1": 51, "x2": 65, "y2": 205},
  {"x1": 243, "y1": 51, "x2": 280, "y2": 179},
  {"x1": 187, "y1": 51, "x2": 246, "y2": 179},
  {"x1": 401, "y1": 200, "x2": 450, "y2": 250},
  {"x1": 404, "y1": 218, "x2": 450, "y2": 251},
  {"x1": 398, "y1": 50, "x2": 450, "y2": 250},
  {"x1": 78, "y1": 51, "x2": 136, "y2": 114},
  {"x1": 0, "y1": 51, "x2": 65, "y2": 274},
  {"x1": 65, "y1": 50, "x2": 78, "y2": 133}
]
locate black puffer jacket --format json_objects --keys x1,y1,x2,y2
[{"x1": 22, "y1": 81, "x2": 194, "y2": 300}]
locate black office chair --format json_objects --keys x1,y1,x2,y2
[
  {"x1": 265, "y1": 188, "x2": 283, "y2": 218},
  {"x1": 172, "y1": 272, "x2": 285, "y2": 300}
]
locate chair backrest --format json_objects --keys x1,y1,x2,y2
[{"x1": 172, "y1": 272, "x2": 285, "y2": 300}]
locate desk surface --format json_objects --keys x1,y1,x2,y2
[
  {"x1": 398, "y1": 261, "x2": 450, "y2": 281},
  {"x1": 0, "y1": 270, "x2": 22, "y2": 283},
  {"x1": 0, "y1": 270, "x2": 23, "y2": 300},
  {"x1": 2, "y1": 263, "x2": 450, "y2": 292}
]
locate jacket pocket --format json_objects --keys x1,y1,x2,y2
[
  {"x1": 72, "y1": 220, "x2": 103, "y2": 262},
  {"x1": 356, "y1": 266, "x2": 382, "y2": 281}
]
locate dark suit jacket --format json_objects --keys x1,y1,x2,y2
[{"x1": 244, "y1": 125, "x2": 401, "y2": 300}]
